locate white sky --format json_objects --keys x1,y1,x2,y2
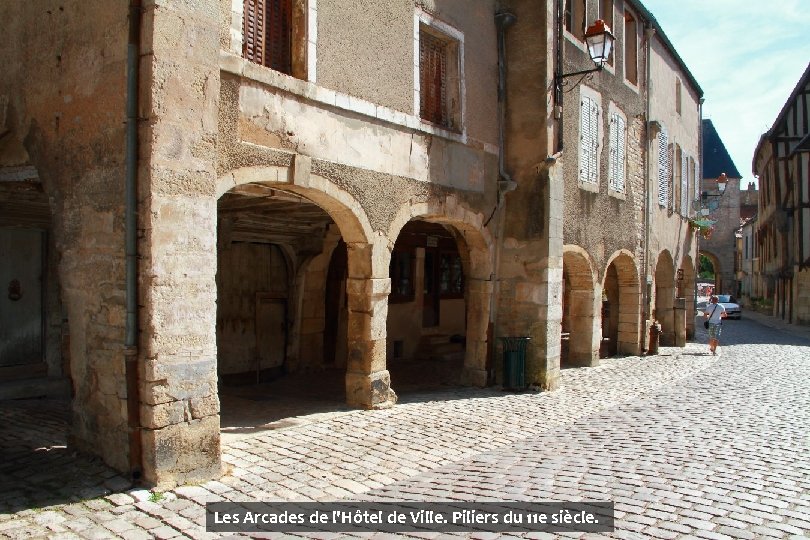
[{"x1": 643, "y1": 0, "x2": 810, "y2": 186}]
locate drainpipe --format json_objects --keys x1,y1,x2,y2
[
  {"x1": 641, "y1": 23, "x2": 655, "y2": 352},
  {"x1": 488, "y1": 10, "x2": 516, "y2": 383},
  {"x1": 554, "y1": 0, "x2": 564, "y2": 153},
  {"x1": 695, "y1": 97, "x2": 704, "y2": 312},
  {"x1": 495, "y1": 10, "x2": 517, "y2": 195},
  {"x1": 125, "y1": 0, "x2": 143, "y2": 483}
]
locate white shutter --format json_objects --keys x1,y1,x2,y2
[
  {"x1": 657, "y1": 128, "x2": 669, "y2": 206},
  {"x1": 680, "y1": 153, "x2": 689, "y2": 216},
  {"x1": 580, "y1": 96, "x2": 599, "y2": 185},
  {"x1": 694, "y1": 158, "x2": 700, "y2": 200},
  {"x1": 608, "y1": 113, "x2": 626, "y2": 192},
  {"x1": 667, "y1": 144, "x2": 675, "y2": 212},
  {"x1": 580, "y1": 97, "x2": 590, "y2": 183},
  {"x1": 616, "y1": 114, "x2": 626, "y2": 192},
  {"x1": 608, "y1": 115, "x2": 618, "y2": 187}
]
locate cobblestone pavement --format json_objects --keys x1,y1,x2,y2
[{"x1": 1, "y1": 317, "x2": 808, "y2": 539}]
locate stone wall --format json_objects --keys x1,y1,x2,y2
[{"x1": 0, "y1": 0, "x2": 131, "y2": 470}]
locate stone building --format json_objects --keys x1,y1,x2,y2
[
  {"x1": 752, "y1": 62, "x2": 810, "y2": 325},
  {"x1": 700, "y1": 119, "x2": 743, "y2": 296},
  {"x1": 0, "y1": 0, "x2": 700, "y2": 487}
]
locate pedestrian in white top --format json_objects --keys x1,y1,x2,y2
[{"x1": 704, "y1": 296, "x2": 726, "y2": 355}]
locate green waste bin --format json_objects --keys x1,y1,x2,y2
[{"x1": 499, "y1": 337, "x2": 530, "y2": 391}]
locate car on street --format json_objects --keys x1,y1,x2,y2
[{"x1": 698, "y1": 295, "x2": 741, "y2": 320}]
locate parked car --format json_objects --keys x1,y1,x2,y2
[{"x1": 696, "y1": 296, "x2": 741, "y2": 320}]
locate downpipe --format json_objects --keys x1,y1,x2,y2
[{"x1": 125, "y1": 0, "x2": 143, "y2": 483}]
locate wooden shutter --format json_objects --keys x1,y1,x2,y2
[
  {"x1": 420, "y1": 30, "x2": 448, "y2": 126},
  {"x1": 243, "y1": 0, "x2": 266, "y2": 66},
  {"x1": 243, "y1": 0, "x2": 292, "y2": 74},
  {"x1": 580, "y1": 96, "x2": 599, "y2": 184},
  {"x1": 657, "y1": 128, "x2": 669, "y2": 206},
  {"x1": 609, "y1": 113, "x2": 626, "y2": 191},
  {"x1": 680, "y1": 153, "x2": 689, "y2": 216},
  {"x1": 608, "y1": 114, "x2": 618, "y2": 187}
]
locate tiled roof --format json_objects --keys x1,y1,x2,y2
[{"x1": 702, "y1": 119, "x2": 742, "y2": 179}]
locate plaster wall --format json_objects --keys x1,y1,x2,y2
[
  {"x1": 558, "y1": 0, "x2": 648, "y2": 277},
  {"x1": 647, "y1": 38, "x2": 700, "y2": 297},
  {"x1": 0, "y1": 0, "x2": 131, "y2": 470}
]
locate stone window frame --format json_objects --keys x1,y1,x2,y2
[
  {"x1": 414, "y1": 9, "x2": 465, "y2": 134},
  {"x1": 233, "y1": 0, "x2": 315, "y2": 82},
  {"x1": 578, "y1": 85, "x2": 602, "y2": 193}
]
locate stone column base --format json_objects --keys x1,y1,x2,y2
[
  {"x1": 460, "y1": 367, "x2": 488, "y2": 387},
  {"x1": 346, "y1": 370, "x2": 397, "y2": 409}
]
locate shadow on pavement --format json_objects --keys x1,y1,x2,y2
[{"x1": 0, "y1": 399, "x2": 132, "y2": 514}]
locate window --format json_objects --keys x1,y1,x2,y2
[
  {"x1": 600, "y1": 0, "x2": 614, "y2": 65},
  {"x1": 675, "y1": 79, "x2": 682, "y2": 115},
  {"x1": 600, "y1": 0, "x2": 614, "y2": 28},
  {"x1": 243, "y1": 0, "x2": 292, "y2": 73},
  {"x1": 243, "y1": 0, "x2": 307, "y2": 78},
  {"x1": 624, "y1": 11, "x2": 638, "y2": 85},
  {"x1": 608, "y1": 112, "x2": 626, "y2": 192},
  {"x1": 389, "y1": 249, "x2": 415, "y2": 303},
  {"x1": 565, "y1": 0, "x2": 586, "y2": 40},
  {"x1": 657, "y1": 127, "x2": 670, "y2": 206},
  {"x1": 419, "y1": 24, "x2": 461, "y2": 130},
  {"x1": 439, "y1": 253, "x2": 464, "y2": 298},
  {"x1": 580, "y1": 95, "x2": 600, "y2": 185}
]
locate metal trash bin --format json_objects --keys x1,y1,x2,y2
[
  {"x1": 499, "y1": 337, "x2": 530, "y2": 391},
  {"x1": 648, "y1": 321, "x2": 661, "y2": 355}
]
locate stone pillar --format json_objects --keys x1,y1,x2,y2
[
  {"x1": 497, "y1": 161, "x2": 564, "y2": 391},
  {"x1": 567, "y1": 288, "x2": 600, "y2": 367},
  {"x1": 344, "y1": 274, "x2": 396, "y2": 408},
  {"x1": 617, "y1": 290, "x2": 642, "y2": 355},
  {"x1": 461, "y1": 278, "x2": 493, "y2": 387},
  {"x1": 137, "y1": 0, "x2": 221, "y2": 489},
  {"x1": 674, "y1": 298, "x2": 687, "y2": 347}
]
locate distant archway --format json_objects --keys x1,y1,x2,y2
[
  {"x1": 561, "y1": 246, "x2": 599, "y2": 367},
  {"x1": 601, "y1": 250, "x2": 641, "y2": 357},
  {"x1": 679, "y1": 255, "x2": 696, "y2": 339},
  {"x1": 654, "y1": 250, "x2": 676, "y2": 346}
]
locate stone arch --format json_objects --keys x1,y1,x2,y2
[
  {"x1": 562, "y1": 245, "x2": 600, "y2": 367},
  {"x1": 385, "y1": 198, "x2": 493, "y2": 388},
  {"x1": 654, "y1": 250, "x2": 676, "y2": 346},
  {"x1": 680, "y1": 254, "x2": 697, "y2": 339},
  {"x1": 601, "y1": 250, "x2": 641, "y2": 356},
  {"x1": 216, "y1": 166, "x2": 393, "y2": 409},
  {"x1": 698, "y1": 250, "x2": 722, "y2": 294}
]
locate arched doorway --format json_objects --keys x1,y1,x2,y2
[
  {"x1": 215, "y1": 175, "x2": 392, "y2": 435},
  {"x1": 654, "y1": 250, "x2": 676, "y2": 346},
  {"x1": 698, "y1": 251, "x2": 721, "y2": 295},
  {"x1": 680, "y1": 255, "x2": 696, "y2": 338},
  {"x1": 601, "y1": 251, "x2": 641, "y2": 357},
  {"x1": 561, "y1": 247, "x2": 599, "y2": 367},
  {"x1": 385, "y1": 202, "x2": 492, "y2": 391}
]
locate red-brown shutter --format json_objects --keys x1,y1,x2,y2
[
  {"x1": 243, "y1": 0, "x2": 291, "y2": 74},
  {"x1": 243, "y1": 0, "x2": 266, "y2": 66},
  {"x1": 420, "y1": 31, "x2": 447, "y2": 127}
]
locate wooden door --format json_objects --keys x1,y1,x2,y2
[
  {"x1": 255, "y1": 294, "x2": 286, "y2": 374},
  {"x1": 422, "y1": 250, "x2": 439, "y2": 327},
  {"x1": 0, "y1": 228, "x2": 44, "y2": 367}
]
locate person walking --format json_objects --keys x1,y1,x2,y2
[{"x1": 704, "y1": 295, "x2": 726, "y2": 355}]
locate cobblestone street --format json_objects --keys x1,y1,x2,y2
[{"x1": 1, "y1": 315, "x2": 808, "y2": 539}]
